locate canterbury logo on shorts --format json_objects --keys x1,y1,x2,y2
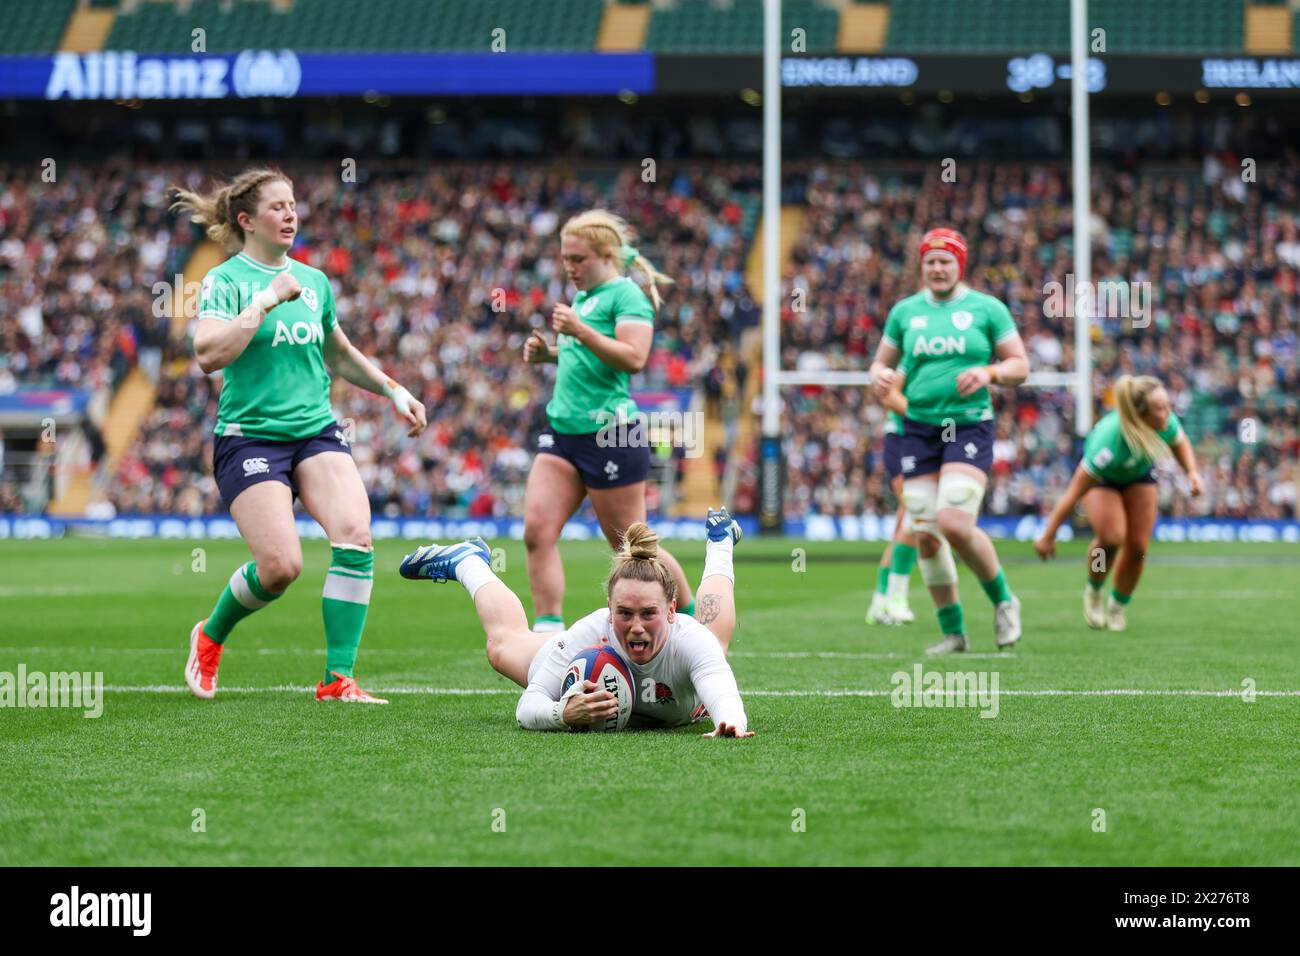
[
  {"x1": 537, "y1": 434, "x2": 555, "y2": 448},
  {"x1": 242, "y1": 457, "x2": 270, "y2": 477}
]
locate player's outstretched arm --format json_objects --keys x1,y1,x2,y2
[
  {"x1": 686, "y1": 631, "x2": 752, "y2": 738},
  {"x1": 324, "y1": 325, "x2": 426, "y2": 437},
  {"x1": 1171, "y1": 435, "x2": 1204, "y2": 497},
  {"x1": 1034, "y1": 464, "x2": 1098, "y2": 560}
]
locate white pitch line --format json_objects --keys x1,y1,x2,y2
[
  {"x1": 731, "y1": 651, "x2": 1016, "y2": 660},
  {"x1": 90, "y1": 685, "x2": 1300, "y2": 699},
  {"x1": 1011, "y1": 589, "x2": 1298, "y2": 600},
  {"x1": 747, "y1": 689, "x2": 1300, "y2": 698},
  {"x1": 1, "y1": 647, "x2": 1016, "y2": 661}
]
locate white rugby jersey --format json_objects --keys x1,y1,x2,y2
[{"x1": 516, "y1": 608, "x2": 748, "y2": 733}]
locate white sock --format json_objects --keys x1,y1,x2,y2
[
  {"x1": 454, "y1": 554, "x2": 497, "y2": 599},
  {"x1": 702, "y1": 537, "x2": 734, "y2": 583},
  {"x1": 532, "y1": 619, "x2": 566, "y2": 633},
  {"x1": 887, "y1": 573, "x2": 910, "y2": 598}
]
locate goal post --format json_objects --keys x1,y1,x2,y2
[{"x1": 756, "y1": 0, "x2": 1094, "y2": 533}]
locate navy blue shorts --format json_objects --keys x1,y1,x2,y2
[
  {"x1": 883, "y1": 432, "x2": 904, "y2": 481},
  {"x1": 896, "y1": 417, "x2": 995, "y2": 478},
  {"x1": 212, "y1": 421, "x2": 352, "y2": 509},
  {"x1": 536, "y1": 425, "x2": 651, "y2": 489},
  {"x1": 1095, "y1": 470, "x2": 1156, "y2": 491}
]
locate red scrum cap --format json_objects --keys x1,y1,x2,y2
[{"x1": 919, "y1": 228, "x2": 968, "y2": 278}]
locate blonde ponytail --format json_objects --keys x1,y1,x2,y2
[
  {"x1": 605, "y1": 522, "x2": 677, "y2": 603},
  {"x1": 170, "y1": 167, "x2": 292, "y2": 250},
  {"x1": 1113, "y1": 375, "x2": 1171, "y2": 465},
  {"x1": 562, "y1": 209, "x2": 674, "y2": 311}
]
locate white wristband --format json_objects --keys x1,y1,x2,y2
[
  {"x1": 383, "y1": 380, "x2": 415, "y2": 415},
  {"x1": 252, "y1": 288, "x2": 279, "y2": 314}
]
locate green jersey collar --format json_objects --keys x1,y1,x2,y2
[
  {"x1": 580, "y1": 276, "x2": 628, "y2": 297},
  {"x1": 236, "y1": 251, "x2": 294, "y2": 274},
  {"x1": 923, "y1": 283, "x2": 970, "y2": 307}
]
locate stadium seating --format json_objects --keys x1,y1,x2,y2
[
  {"x1": 0, "y1": 0, "x2": 1255, "y2": 57},
  {"x1": 644, "y1": 0, "x2": 839, "y2": 53},
  {"x1": 0, "y1": 0, "x2": 77, "y2": 55},
  {"x1": 104, "y1": 0, "x2": 606, "y2": 53}
]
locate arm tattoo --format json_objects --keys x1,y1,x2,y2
[{"x1": 696, "y1": 593, "x2": 722, "y2": 625}]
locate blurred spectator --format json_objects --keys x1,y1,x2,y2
[{"x1": 735, "y1": 159, "x2": 1299, "y2": 520}]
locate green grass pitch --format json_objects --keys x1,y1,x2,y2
[{"x1": 1, "y1": 536, "x2": 1296, "y2": 866}]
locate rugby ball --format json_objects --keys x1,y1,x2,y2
[{"x1": 560, "y1": 646, "x2": 635, "y2": 733}]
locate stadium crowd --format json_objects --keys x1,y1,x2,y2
[
  {"x1": 2, "y1": 158, "x2": 1294, "y2": 522},
  {"x1": 107, "y1": 162, "x2": 758, "y2": 517},
  {"x1": 0, "y1": 164, "x2": 184, "y2": 511}
]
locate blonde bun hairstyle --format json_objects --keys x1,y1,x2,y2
[{"x1": 605, "y1": 522, "x2": 677, "y2": 604}]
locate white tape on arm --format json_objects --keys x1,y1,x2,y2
[
  {"x1": 252, "y1": 288, "x2": 279, "y2": 314},
  {"x1": 383, "y1": 379, "x2": 415, "y2": 415}
]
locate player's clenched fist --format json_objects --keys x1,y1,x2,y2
[
  {"x1": 550, "y1": 303, "x2": 584, "y2": 339},
  {"x1": 270, "y1": 271, "x2": 302, "y2": 305},
  {"x1": 871, "y1": 366, "x2": 899, "y2": 400},
  {"x1": 523, "y1": 329, "x2": 553, "y2": 364},
  {"x1": 561, "y1": 680, "x2": 619, "y2": 727}
]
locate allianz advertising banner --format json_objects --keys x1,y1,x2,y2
[{"x1": 0, "y1": 49, "x2": 655, "y2": 100}]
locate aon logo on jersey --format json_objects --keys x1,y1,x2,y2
[
  {"x1": 271, "y1": 320, "x2": 324, "y2": 347},
  {"x1": 912, "y1": 335, "x2": 967, "y2": 356}
]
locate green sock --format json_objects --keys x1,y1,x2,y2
[
  {"x1": 534, "y1": 614, "x2": 565, "y2": 630},
  {"x1": 321, "y1": 544, "x2": 374, "y2": 683},
  {"x1": 890, "y1": 543, "x2": 918, "y2": 577},
  {"x1": 980, "y1": 568, "x2": 1014, "y2": 605},
  {"x1": 1110, "y1": 588, "x2": 1132, "y2": 605},
  {"x1": 1087, "y1": 578, "x2": 1104, "y2": 591},
  {"x1": 874, "y1": 566, "x2": 891, "y2": 596},
  {"x1": 936, "y1": 602, "x2": 965, "y2": 636},
  {"x1": 204, "y1": 561, "x2": 280, "y2": 644},
  {"x1": 681, "y1": 600, "x2": 695, "y2": 616}
]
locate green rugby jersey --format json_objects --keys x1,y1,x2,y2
[
  {"x1": 881, "y1": 287, "x2": 1019, "y2": 427},
  {"x1": 1081, "y1": 410, "x2": 1183, "y2": 484},
  {"x1": 546, "y1": 276, "x2": 654, "y2": 435},
  {"x1": 197, "y1": 252, "x2": 338, "y2": 441}
]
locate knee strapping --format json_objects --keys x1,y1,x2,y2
[
  {"x1": 937, "y1": 472, "x2": 986, "y2": 518},
  {"x1": 902, "y1": 481, "x2": 939, "y2": 536},
  {"x1": 918, "y1": 536, "x2": 958, "y2": 587}
]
